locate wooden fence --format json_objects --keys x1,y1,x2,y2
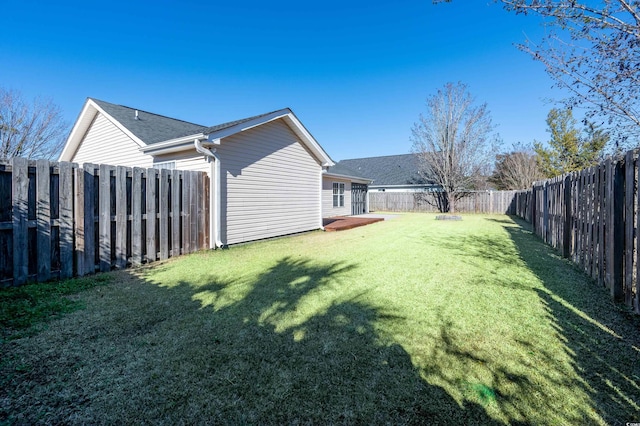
[
  {"x1": 0, "y1": 158, "x2": 209, "y2": 286},
  {"x1": 369, "y1": 190, "x2": 531, "y2": 216},
  {"x1": 522, "y1": 150, "x2": 638, "y2": 312}
]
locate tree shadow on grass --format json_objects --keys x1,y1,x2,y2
[
  {"x1": 496, "y1": 216, "x2": 640, "y2": 425},
  {"x1": 418, "y1": 216, "x2": 640, "y2": 423},
  {"x1": 1, "y1": 255, "x2": 501, "y2": 425}
]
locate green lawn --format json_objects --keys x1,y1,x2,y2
[{"x1": 1, "y1": 214, "x2": 639, "y2": 424}]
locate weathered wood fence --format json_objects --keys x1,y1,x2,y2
[
  {"x1": 523, "y1": 150, "x2": 639, "y2": 312},
  {"x1": 0, "y1": 158, "x2": 209, "y2": 286},
  {"x1": 369, "y1": 190, "x2": 531, "y2": 216}
]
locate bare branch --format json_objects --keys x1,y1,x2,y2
[
  {"x1": 0, "y1": 88, "x2": 69, "y2": 160},
  {"x1": 435, "y1": 0, "x2": 640, "y2": 148},
  {"x1": 411, "y1": 82, "x2": 499, "y2": 213}
]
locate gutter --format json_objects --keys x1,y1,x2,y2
[{"x1": 194, "y1": 139, "x2": 223, "y2": 248}]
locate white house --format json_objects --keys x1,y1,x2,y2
[{"x1": 60, "y1": 98, "x2": 369, "y2": 247}]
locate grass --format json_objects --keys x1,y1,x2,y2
[
  {"x1": 0, "y1": 274, "x2": 112, "y2": 342},
  {"x1": 1, "y1": 213, "x2": 639, "y2": 425}
]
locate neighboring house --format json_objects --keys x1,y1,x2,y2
[
  {"x1": 328, "y1": 154, "x2": 437, "y2": 192},
  {"x1": 60, "y1": 98, "x2": 367, "y2": 247}
]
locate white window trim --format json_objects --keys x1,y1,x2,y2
[
  {"x1": 332, "y1": 182, "x2": 345, "y2": 208},
  {"x1": 153, "y1": 161, "x2": 176, "y2": 170}
]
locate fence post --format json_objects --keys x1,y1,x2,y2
[
  {"x1": 99, "y1": 164, "x2": 111, "y2": 272},
  {"x1": 624, "y1": 150, "x2": 635, "y2": 306},
  {"x1": 531, "y1": 186, "x2": 537, "y2": 234},
  {"x1": 36, "y1": 159, "x2": 51, "y2": 282},
  {"x1": 612, "y1": 159, "x2": 625, "y2": 301},
  {"x1": 115, "y1": 166, "x2": 127, "y2": 269},
  {"x1": 543, "y1": 182, "x2": 549, "y2": 242},
  {"x1": 131, "y1": 167, "x2": 143, "y2": 266},
  {"x1": 83, "y1": 164, "x2": 96, "y2": 275},
  {"x1": 74, "y1": 166, "x2": 85, "y2": 276},
  {"x1": 636, "y1": 150, "x2": 640, "y2": 312},
  {"x1": 146, "y1": 168, "x2": 158, "y2": 263},
  {"x1": 563, "y1": 174, "x2": 572, "y2": 258},
  {"x1": 12, "y1": 157, "x2": 29, "y2": 285},
  {"x1": 59, "y1": 162, "x2": 74, "y2": 279}
]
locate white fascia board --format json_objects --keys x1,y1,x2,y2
[
  {"x1": 59, "y1": 98, "x2": 148, "y2": 162},
  {"x1": 322, "y1": 172, "x2": 373, "y2": 184},
  {"x1": 59, "y1": 99, "x2": 96, "y2": 161},
  {"x1": 140, "y1": 133, "x2": 207, "y2": 155}
]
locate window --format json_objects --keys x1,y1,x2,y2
[
  {"x1": 153, "y1": 161, "x2": 176, "y2": 170},
  {"x1": 332, "y1": 182, "x2": 345, "y2": 207}
]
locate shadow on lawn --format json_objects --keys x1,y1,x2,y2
[
  {"x1": 420, "y1": 217, "x2": 640, "y2": 424},
  {"x1": 496, "y1": 217, "x2": 640, "y2": 425},
  {"x1": 1, "y1": 256, "x2": 502, "y2": 425}
]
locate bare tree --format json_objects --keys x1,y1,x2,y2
[
  {"x1": 435, "y1": 0, "x2": 640, "y2": 149},
  {"x1": 0, "y1": 88, "x2": 69, "y2": 160},
  {"x1": 411, "y1": 82, "x2": 499, "y2": 213},
  {"x1": 489, "y1": 143, "x2": 544, "y2": 189}
]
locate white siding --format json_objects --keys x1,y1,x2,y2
[
  {"x1": 71, "y1": 113, "x2": 153, "y2": 167},
  {"x1": 217, "y1": 119, "x2": 322, "y2": 245},
  {"x1": 153, "y1": 151, "x2": 210, "y2": 173},
  {"x1": 322, "y1": 177, "x2": 352, "y2": 217}
]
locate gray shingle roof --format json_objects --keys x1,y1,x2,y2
[
  {"x1": 93, "y1": 99, "x2": 289, "y2": 145},
  {"x1": 92, "y1": 99, "x2": 208, "y2": 144},
  {"x1": 329, "y1": 154, "x2": 431, "y2": 186},
  {"x1": 201, "y1": 109, "x2": 291, "y2": 135}
]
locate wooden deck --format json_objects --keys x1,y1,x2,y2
[{"x1": 323, "y1": 216, "x2": 384, "y2": 232}]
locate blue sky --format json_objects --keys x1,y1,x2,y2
[{"x1": 1, "y1": 0, "x2": 561, "y2": 161}]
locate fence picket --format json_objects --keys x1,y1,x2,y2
[
  {"x1": 625, "y1": 151, "x2": 635, "y2": 306},
  {"x1": 171, "y1": 169, "x2": 180, "y2": 257},
  {"x1": 74, "y1": 166, "x2": 85, "y2": 276},
  {"x1": 11, "y1": 158, "x2": 29, "y2": 285},
  {"x1": 146, "y1": 168, "x2": 158, "y2": 263},
  {"x1": 131, "y1": 167, "x2": 143, "y2": 266},
  {"x1": 99, "y1": 164, "x2": 111, "y2": 272},
  {"x1": 159, "y1": 169, "x2": 170, "y2": 261},
  {"x1": 636, "y1": 154, "x2": 640, "y2": 313},
  {"x1": 84, "y1": 164, "x2": 97, "y2": 274},
  {"x1": 115, "y1": 165, "x2": 127, "y2": 269},
  {"x1": 59, "y1": 162, "x2": 73, "y2": 279},
  {"x1": 36, "y1": 159, "x2": 51, "y2": 282}
]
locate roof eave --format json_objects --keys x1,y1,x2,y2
[
  {"x1": 323, "y1": 171, "x2": 373, "y2": 184},
  {"x1": 140, "y1": 133, "x2": 208, "y2": 155}
]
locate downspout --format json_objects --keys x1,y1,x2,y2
[{"x1": 194, "y1": 139, "x2": 223, "y2": 248}]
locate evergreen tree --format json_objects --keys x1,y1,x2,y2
[{"x1": 534, "y1": 108, "x2": 608, "y2": 178}]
